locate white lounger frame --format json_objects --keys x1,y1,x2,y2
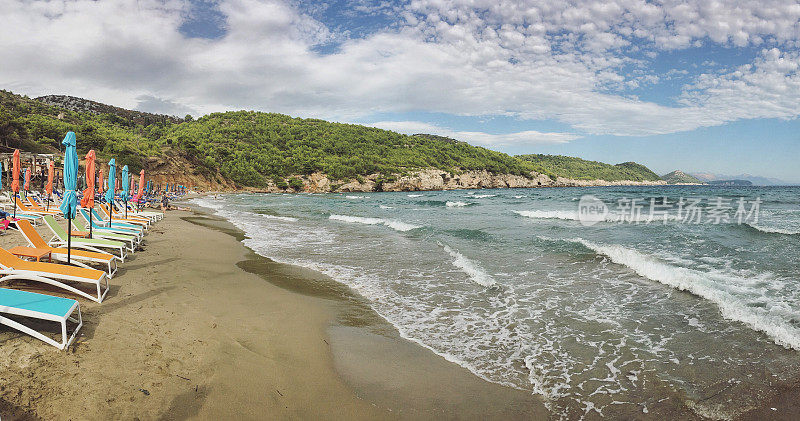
[
  {"x1": 0, "y1": 300, "x2": 82, "y2": 350},
  {"x1": 0, "y1": 269, "x2": 109, "y2": 303}
]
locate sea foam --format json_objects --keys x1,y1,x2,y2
[
  {"x1": 439, "y1": 242, "x2": 497, "y2": 287},
  {"x1": 559, "y1": 237, "x2": 800, "y2": 350},
  {"x1": 329, "y1": 214, "x2": 420, "y2": 232},
  {"x1": 745, "y1": 223, "x2": 800, "y2": 235},
  {"x1": 514, "y1": 210, "x2": 580, "y2": 220},
  {"x1": 446, "y1": 201, "x2": 472, "y2": 207}
]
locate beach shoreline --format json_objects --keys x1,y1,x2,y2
[{"x1": 0, "y1": 205, "x2": 547, "y2": 420}]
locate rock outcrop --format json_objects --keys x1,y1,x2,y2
[{"x1": 242, "y1": 169, "x2": 667, "y2": 194}]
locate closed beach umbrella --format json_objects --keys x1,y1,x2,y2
[
  {"x1": 11, "y1": 149, "x2": 20, "y2": 218},
  {"x1": 121, "y1": 165, "x2": 129, "y2": 218},
  {"x1": 45, "y1": 160, "x2": 54, "y2": 211},
  {"x1": 105, "y1": 159, "x2": 116, "y2": 223},
  {"x1": 81, "y1": 150, "x2": 96, "y2": 238},
  {"x1": 136, "y1": 170, "x2": 145, "y2": 202},
  {"x1": 60, "y1": 132, "x2": 79, "y2": 263},
  {"x1": 23, "y1": 168, "x2": 30, "y2": 192},
  {"x1": 98, "y1": 168, "x2": 104, "y2": 195}
]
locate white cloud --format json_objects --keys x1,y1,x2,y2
[
  {"x1": 1, "y1": 0, "x2": 800, "y2": 139},
  {"x1": 368, "y1": 121, "x2": 581, "y2": 145}
]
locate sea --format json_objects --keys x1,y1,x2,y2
[{"x1": 193, "y1": 185, "x2": 800, "y2": 419}]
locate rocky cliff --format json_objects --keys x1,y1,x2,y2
[{"x1": 232, "y1": 169, "x2": 667, "y2": 194}]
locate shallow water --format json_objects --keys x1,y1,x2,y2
[{"x1": 194, "y1": 186, "x2": 800, "y2": 419}]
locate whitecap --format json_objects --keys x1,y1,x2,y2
[
  {"x1": 329, "y1": 214, "x2": 421, "y2": 232},
  {"x1": 553, "y1": 237, "x2": 800, "y2": 350},
  {"x1": 446, "y1": 201, "x2": 471, "y2": 207},
  {"x1": 439, "y1": 242, "x2": 496, "y2": 287}
]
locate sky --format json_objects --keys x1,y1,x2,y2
[{"x1": 2, "y1": 0, "x2": 800, "y2": 182}]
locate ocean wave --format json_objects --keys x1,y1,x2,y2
[
  {"x1": 471, "y1": 194, "x2": 496, "y2": 198},
  {"x1": 345, "y1": 195, "x2": 366, "y2": 199},
  {"x1": 379, "y1": 205, "x2": 394, "y2": 209},
  {"x1": 513, "y1": 195, "x2": 527, "y2": 199},
  {"x1": 552, "y1": 237, "x2": 800, "y2": 351},
  {"x1": 408, "y1": 194, "x2": 424, "y2": 198},
  {"x1": 439, "y1": 242, "x2": 496, "y2": 287},
  {"x1": 514, "y1": 210, "x2": 683, "y2": 223},
  {"x1": 514, "y1": 210, "x2": 580, "y2": 220},
  {"x1": 259, "y1": 214, "x2": 298, "y2": 222},
  {"x1": 744, "y1": 223, "x2": 800, "y2": 235},
  {"x1": 329, "y1": 214, "x2": 421, "y2": 232},
  {"x1": 446, "y1": 201, "x2": 475, "y2": 207}
]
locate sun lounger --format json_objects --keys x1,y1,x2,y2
[
  {"x1": 69, "y1": 219, "x2": 139, "y2": 252},
  {"x1": 14, "y1": 197, "x2": 60, "y2": 216},
  {"x1": 14, "y1": 219, "x2": 118, "y2": 278},
  {"x1": 116, "y1": 200, "x2": 163, "y2": 222},
  {"x1": 42, "y1": 215, "x2": 127, "y2": 261},
  {"x1": 91, "y1": 208, "x2": 146, "y2": 232},
  {"x1": 0, "y1": 247, "x2": 109, "y2": 303},
  {"x1": 0, "y1": 287, "x2": 82, "y2": 349},
  {"x1": 79, "y1": 209, "x2": 143, "y2": 238},
  {"x1": 99, "y1": 204, "x2": 149, "y2": 228}
]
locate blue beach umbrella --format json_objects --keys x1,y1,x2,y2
[
  {"x1": 60, "y1": 132, "x2": 79, "y2": 263},
  {"x1": 105, "y1": 159, "x2": 116, "y2": 223},
  {"x1": 121, "y1": 165, "x2": 129, "y2": 218}
]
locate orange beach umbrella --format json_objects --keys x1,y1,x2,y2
[
  {"x1": 81, "y1": 150, "x2": 97, "y2": 237},
  {"x1": 45, "y1": 160, "x2": 54, "y2": 196},
  {"x1": 11, "y1": 149, "x2": 19, "y2": 194},
  {"x1": 135, "y1": 169, "x2": 145, "y2": 200},
  {"x1": 98, "y1": 169, "x2": 104, "y2": 193},
  {"x1": 81, "y1": 150, "x2": 96, "y2": 209},
  {"x1": 24, "y1": 167, "x2": 30, "y2": 191}
]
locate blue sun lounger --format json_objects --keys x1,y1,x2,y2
[{"x1": 0, "y1": 287, "x2": 82, "y2": 350}]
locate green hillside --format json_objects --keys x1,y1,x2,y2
[
  {"x1": 0, "y1": 89, "x2": 665, "y2": 189},
  {"x1": 161, "y1": 113, "x2": 547, "y2": 186},
  {"x1": 661, "y1": 170, "x2": 702, "y2": 184},
  {"x1": 0, "y1": 90, "x2": 550, "y2": 186},
  {"x1": 516, "y1": 154, "x2": 661, "y2": 182}
]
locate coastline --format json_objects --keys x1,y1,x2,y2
[{"x1": 0, "y1": 206, "x2": 547, "y2": 420}]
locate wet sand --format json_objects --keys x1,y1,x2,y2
[{"x1": 0, "y1": 210, "x2": 547, "y2": 420}]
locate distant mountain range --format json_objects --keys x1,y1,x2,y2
[{"x1": 691, "y1": 172, "x2": 791, "y2": 186}]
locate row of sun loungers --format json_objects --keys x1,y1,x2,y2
[{"x1": 0, "y1": 194, "x2": 163, "y2": 349}]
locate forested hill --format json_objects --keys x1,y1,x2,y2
[
  {"x1": 0, "y1": 89, "x2": 664, "y2": 190},
  {"x1": 162, "y1": 112, "x2": 547, "y2": 186},
  {"x1": 517, "y1": 154, "x2": 662, "y2": 182}
]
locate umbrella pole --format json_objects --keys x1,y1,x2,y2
[
  {"x1": 12, "y1": 193, "x2": 15, "y2": 219},
  {"x1": 125, "y1": 199, "x2": 128, "y2": 218},
  {"x1": 89, "y1": 209, "x2": 93, "y2": 239},
  {"x1": 66, "y1": 215, "x2": 72, "y2": 264}
]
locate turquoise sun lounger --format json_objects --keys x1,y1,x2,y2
[{"x1": 0, "y1": 287, "x2": 82, "y2": 349}]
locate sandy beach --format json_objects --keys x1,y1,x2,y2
[{"x1": 0, "y1": 208, "x2": 547, "y2": 420}]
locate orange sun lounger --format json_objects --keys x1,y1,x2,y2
[{"x1": 14, "y1": 219, "x2": 118, "y2": 278}]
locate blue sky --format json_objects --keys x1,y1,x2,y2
[{"x1": 2, "y1": 0, "x2": 800, "y2": 182}]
